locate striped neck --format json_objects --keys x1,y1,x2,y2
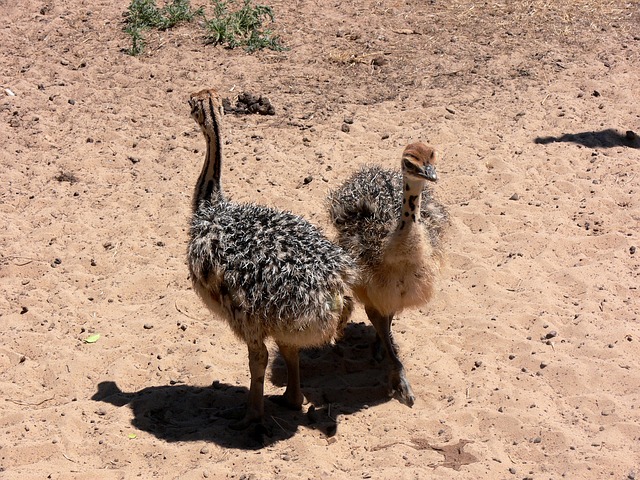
[
  {"x1": 193, "y1": 94, "x2": 224, "y2": 212},
  {"x1": 398, "y1": 177, "x2": 424, "y2": 232}
]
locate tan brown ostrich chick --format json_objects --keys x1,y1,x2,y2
[{"x1": 327, "y1": 143, "x2": 448, "y2": 406}]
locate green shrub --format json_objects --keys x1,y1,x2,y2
[
  {"x1": 123, "y1": 0, "x2": 286, "y2": 55},
  {"x1": 124, "y1": 0, "x2": 204, "y2": 55},
  {"x1": 203, "y1": 0, "x2": 287, "y2": 52}
]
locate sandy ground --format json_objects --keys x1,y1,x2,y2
[{"x1": 1, "y1": 0, "x2": 639, "y2": 478}]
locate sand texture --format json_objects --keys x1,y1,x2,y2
[{"x1": 1, "y1": 0, "x2": 639, "y2": 478}]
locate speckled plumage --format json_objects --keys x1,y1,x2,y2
[
  {"x1": 186, "y1": 88, "x2": 355, "y2": 428},
  {"x1": 328, "y1": 165, "x2": 448, "y2": 272},
  {"x1": 189, "y1": 199, "x2": 356, "y2": 340}
]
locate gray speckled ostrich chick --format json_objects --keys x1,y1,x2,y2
[
  {"x1": 328, "y1": 142, "x2": 448, "y2": 406},
  {"x1": 187, "y1": 88, "x2": 356, "y2": 429}
]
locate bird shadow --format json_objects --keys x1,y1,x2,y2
[
  {"x1": 534, "y1": 128, "x2": 639, "y2": 149},
  {"x1": 92, "y1": 322, "x2": 393, "y2": 450}
]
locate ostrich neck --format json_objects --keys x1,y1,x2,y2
[
  {"x1": 397, "y1": 177, "x2": 424, "y2": 232},
  {"x1": 193, "y1": 126, "x2": 224, "y2": 213}
]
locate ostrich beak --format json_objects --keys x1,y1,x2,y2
[{"x1": 422, "y1": 164, "x2": 438, "y2": 182}]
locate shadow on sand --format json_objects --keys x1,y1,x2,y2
[
  {"x1": 534, "y1": 128, "x2": 639, "y2": 149},
  {"x1": 92, "y1": 322, "x2": 395, "y2": 450}
]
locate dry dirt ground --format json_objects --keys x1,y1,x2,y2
[{"x1": 1, "y1": 0, "x2": 640, "y2": 478}]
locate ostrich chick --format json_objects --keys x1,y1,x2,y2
[
  {"x1": 328, "y1": 143, "x2": 448, "y2": 406},
  {"x1": 187, "y1": 88, "x2": 355, "y2": 429}
]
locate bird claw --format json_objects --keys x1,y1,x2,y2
[
  {"x1": 391, "y1": 373, "x2": 415, "y2": 407},
  {"x1": 267, "y1": 393, "x2": 305, "y2": 411}
]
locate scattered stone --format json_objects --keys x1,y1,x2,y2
[
  {"x1": 128, "y1": 156, "x2": 140, "y2": 164},
  {"x1": 200, "y1": 447, "x2": 209, "y2": 455},
  {"x1": 509, "y1": 193, "x2": 519, "y2": 201},
  {"x1": 381, "y1": 133, "x2": 390, "y2": 140},
  {"x1": 592, "y1": 90, "x2": 601, "y2": 97},
  {"x1": 445, "y1": 106, "x2": 456, "y2": 114},
  {"x1": 545, "y1": 331, "x2": 558, "y2": 339},
  {"x1": 68, "y1": 99, "x2": 76, "y2": 105},
  {"x1": 540, "y1": 362, "x2": 548, "y2": 369},
  {"x1": 341, "y1": 123, "x2": 350, "y2": 133},
  {"x1": 474, "y1": 360, "x2": 483, "y2": 368},
  {"x1": 143, "y1": 323, "x2": 154, "y2": 330},
  {"x1": 630, "y1": 246, "x2": 636, "y2": 255},
  {"x1": 509, "y1": 354, "x2": 516, "y2": 360},
  {"x1": 343, "y1": 116, "x2": 354, "y2": 124},
  {"x1": 532, "y1": 436, "x2": 542, "y2": 443},
  {"x1": 20, "y1": 306, "x2": 28, "y2": 314},
  {"x1": 509, "y1": 467, "x2": 516, "y2": 474},
  {"x1": 303, "y1": 175, "x2": 313, "y2": 185}
]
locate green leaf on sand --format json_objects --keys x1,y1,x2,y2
[{"x1": 84, "y1": 333, "x2": 101, "y2": 343}]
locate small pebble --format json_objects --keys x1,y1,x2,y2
[
  {"x1": 545, "y1": 331, "x2": 557, "y2": 339},
  {"x1": 20, "y1": 306, "x2": 28, "y2": 314},
  {"x1": 509, "y1": 467, "x2": 516, "y2": 474},
  {"x1": 200, "y1": 447, "x2": 208, "y2": 455},
  {"x1": 303, "y1": 175, "x2": 313, "y2": 185},
  {"x1": 68, "y1": 99, "x2": 76, "y2": 105},
  {"x1": 509, "y1": 193, "x2": 519, "y2": 201},
  {"x1": 143, "y1": 323, "x2": 154, "y2": 330},
  {"x1": 341, "y1": 123, "x2": 350, "y2": 133}
]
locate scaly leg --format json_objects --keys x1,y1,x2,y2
[
  {"x1": 230, "y1": 341, "x2": 269, "y2": 430},
  {"x1": 365, "y1": 305, "x2": 415, "y2": 407},
  {"x1": 274, "y1": 342, "x2": 305, "y2": 410}
]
